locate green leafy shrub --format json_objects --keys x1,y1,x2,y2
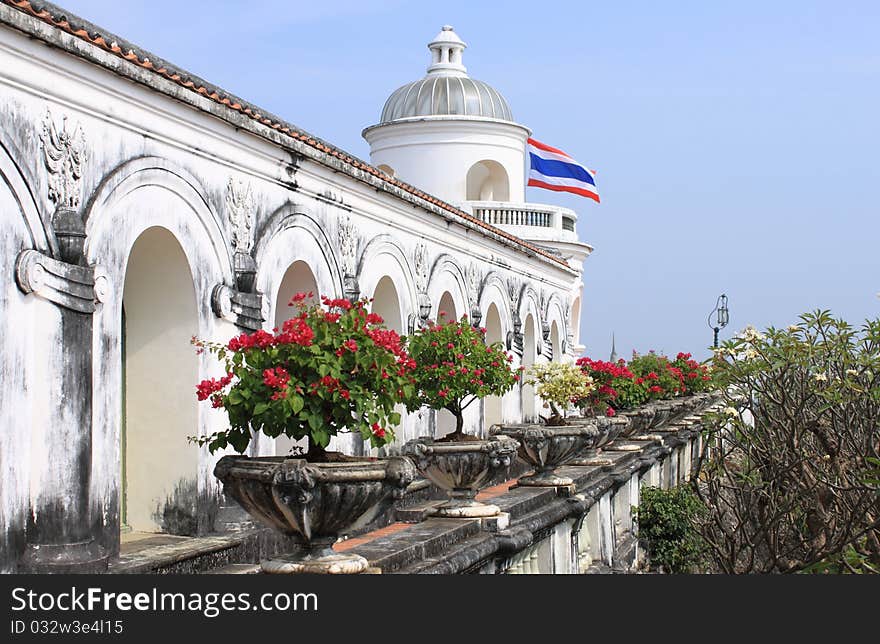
[
  {"x1": 634, "y1": 485, "x2": 706, "y2": 573},
  {"x1": 191, "y1": 294, "x2": 415, "y2": 458},
  {"x1": 404, "y1": 316, "x2": 519, "y2": 438}
]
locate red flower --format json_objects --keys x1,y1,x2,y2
[
  {"x1": 649, "y1": 385, "x2": 662, "y2": 393},
  {"x1": 288, "y1": 291, "x2": 313, "y2": 305},
  {"x1": 647, "y1": 372, "x2": 659, "y2": 380},
  {"x1": 605, "y1": 407, "x2": 616, "y2": 417},
  {"x1": 263, "y1": 367, "x2": 290, "y2": 390},
  {"x1": 371, "y1": 423, "x2": 386, "y2": 439},
  {"x1": 210, "y1": 394, "x2": 223, "y2": 409},
  {"x1": 438, "y1": 389, "x2": 448, "y2": 398},
  {"x1": 366, "y1": 313, "x2": 383, "y2": 325},
  {"x1": 343, "y1": 339, "x2": 358, "y2": 352},
  {"x1": 340, "y1": 390, "x2": 350, "y2": 400}
]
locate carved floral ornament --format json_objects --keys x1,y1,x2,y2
[
  {"x1": 413, "y1": 243, "x2": 429, "y2": 294},
  {"x1": 226, "y1": 178, "x2": 255, "y2": 255},
  {"x1": 338, "y1": 214, "x2": 359, "y2": 278},
  {"x1": 39, "y1": 108, "x2": 87, "y2": 210}
]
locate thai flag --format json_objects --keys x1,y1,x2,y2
[{"x1": 527, "y1": 138, "x2": 600, "y2": 203}]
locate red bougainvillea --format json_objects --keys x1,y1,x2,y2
[{"x1": 192, "y1": 293, "x2": 416, "y2": 458}]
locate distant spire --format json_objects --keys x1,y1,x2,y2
[{"x1": 609, "y1": 333, "x2": 617, "y2": 362}]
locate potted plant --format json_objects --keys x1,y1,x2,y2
[
  {"x1": 194, "y1": 293, "x2": 416, "y2": 574},
  {"x1": 492, "y1": 362, "x2": 602, "y2": 486},
  {"x1": 402, "y1": 317, "x2": 519, "y2": 517}
]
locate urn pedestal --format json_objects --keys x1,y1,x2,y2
[
  {"x1": 402, "y1": 436, "x2": 519, "y2": 517},
  {"x1": 491, "y1": 424, "x2": 598, "y2": 487},
  {"x1": 214, "y1": 455, "x2": 415, "y2": 574}
]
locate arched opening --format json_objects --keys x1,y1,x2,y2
[
  {"x1": 466, "y1": 160, "x2": 510, "y2": 202},
  {"x1": 377, "y1": 164, "x2": 395, "y2": 178},
  {"x1": 371, "y1": 276, "x2": 403, "y2": 333},
  {"x1": 435, "y1": 290, "x2": 458, "y2": 436},
  {"x1": 369, "y1": 276, "x2": 405, "y2": 452},
  {"x1": 274, "y1": 261, "x2": 319, "y2": 330},
  {"x1": 571, "y1": 297, "x2": 581, "y2": 347},
  {"x1": 122, "y1": 227, "x2": 199, "y2": 535},
  {"x1": 437, "y1": 291, "x2": 457, "y2": 324},
  {"x1": 483, "y1": 303, "x2": 503, "y2": 433},
  {"x1": 522, "y1": 313, "x2": 537, "y2": 421},
  {"x1": 274, "y1": 261, "x2": 320, "y2": 457},
  {"x1": 551, "y1": 320, "x2": 561, "y2": 362}
]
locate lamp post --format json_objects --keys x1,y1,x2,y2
[{"x1": 707, "y1": 294, "x2": 729, "y2": 348}]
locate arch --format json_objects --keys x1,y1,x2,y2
[
  {"x1": 466, "y1": 159, "x2": 509, "y2": 202},
  {"x1": 571, "y1": 295, "x2": 582, "y2": 347},
  {"x1": 372, "y1": 275, "x2": 403, "y2": 333},
  {"x1": 272, "y1": 261, "x2": 320, "y2": 458},
  {"x1": 85, "y1": 159, "x2": 235, "y2": 548},
  {"x1": 356, "y1": 236, "x2": 416, "y2": 451},
  {"x1": 483, "y1": 302, "x2": 504, "y2": 433},
  {"x1": 478, "y1": 272, "x2": 512, "y2": 336},
  {"x1": 550, "y1": 320, "x2": 561, "y2": 363},
  {"x1": 274, "y1": 261, "x2": 319, "y2": 328},
  {"x1": 437, "y1": 291, "x2": 457, "y2": 323},
  {"x1": 522, "y1": 313, "x2": 538, "y2": 421},
  {"x1": 255, "y1": 209, "x2": 344, "y2": 328},
  {"x1": 84, "y1": 156, "x2": 232, "y2": 280},
  {"x1": 545, "y1": 293, "x2": 567, "y2": 361},
  {"x1": 0, "y1": 138, "x2": 55, "y2": 255},
  {"x1": 122, "y1": 227, "x2": 200, "y2": 533},
  {"x1": 427, "y1": 254, "x2": 468, "y2": 324},
  {"x1": 357, "y1": 235, "x2": 416, "y2": 332}
]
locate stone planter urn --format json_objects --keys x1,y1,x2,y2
[
  {"x1": 618, "y1": 406, "x2": 656, "y2": 438},
  {"x1": 568, "y1": 416, "x2": 627, "y2": 466},
  {"x1": 214, "y1": 455, "x2": 415, "y2": 574},
  {"x1": 491, "y1": 424, "x2": 598, "y2": 486},
  {"x1": 402, "y1": 435, "x2": 519, "y2": 517}
]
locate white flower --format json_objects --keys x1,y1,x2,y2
[
  {"x1": 846, "y1": 369, "x2": 858, "y2": 377},
  {"x1": 788, "y1": 325, "x2": 799, "y2": 332},
  {"x1": 723, "y1": 406, "x2": 738, "y2": 417},
  {"x1": 744, "y1": 348, "x2": 758, "y2": 360},
  {"x1": 741, "y1": 326, "x2": 766, "y2": 342},
  {"x1": 813, "y1": 372, "x2": 828, "y2": 383}
]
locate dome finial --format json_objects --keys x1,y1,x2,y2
[{"x1": 427, "y1": 25, "x2": 467, "y2": 76}]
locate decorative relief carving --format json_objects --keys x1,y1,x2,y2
[
  {"x1": 338, "y1": 215, "x2": 360, "y2": 301},
  {"x1": 413, "y1": 243, "x2": 429, "y2": 294},
  {"x1": 226, "y1": 178, "x2": 255, "y2": 255},
  {"x1": 211, "y1": 284, "x2": 266, "y2": 331},
  {"x1": 504, "y1": 277, "x2": 524, "y2": 354},
  {"x1": 15, "y1": 249, "x2": 95, "y2": 313},
  {"x1": 466, "y1": 262, "x2": 482, "y2": 326},
  {"x1": 39, "y1": 108, "x2": 87, "y2": 210},
  {"x1": 540, "y1": 289, "x2": 551, "y2": 342}
]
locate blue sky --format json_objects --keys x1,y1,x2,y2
[{"x1": 62, "y1": 1, "x2": 880, "y2": 359}]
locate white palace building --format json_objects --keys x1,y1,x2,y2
[{"x1": 0, "y1": 2, "x2": 593, "y2": 572}]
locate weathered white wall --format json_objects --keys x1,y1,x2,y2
[{"x1": 0, "y1": 8, "x2": 586, "y2": 568}]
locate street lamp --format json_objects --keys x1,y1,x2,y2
[{"x1": 707, "y1": 294, "x2": 729, "y2": 348}]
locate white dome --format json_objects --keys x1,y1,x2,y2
[
  {"x1": 377, "y1": 26, "x2": 514, "y2": 124},
  {"x1": 380, "y1": 76, "x2": 513, "y2": 123}
]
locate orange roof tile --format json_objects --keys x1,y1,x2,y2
[{"x1": 1, "y1": 0, "x2": 574, "y2": 269}]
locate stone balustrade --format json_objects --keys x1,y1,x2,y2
[{"x1": 110, "y1": 394, "x2": 722, "y2": 575}]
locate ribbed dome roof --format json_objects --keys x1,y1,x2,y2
[
  {"x1": 377, "y1": 26, "x2": 514, "y2": 124},
  {"x1": 381, "y1": 76, "x2": 513, "y2": 122}
]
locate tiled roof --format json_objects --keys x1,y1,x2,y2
[{"x1": 0, "y1": 0, "x2": 572, "y2": 270}]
